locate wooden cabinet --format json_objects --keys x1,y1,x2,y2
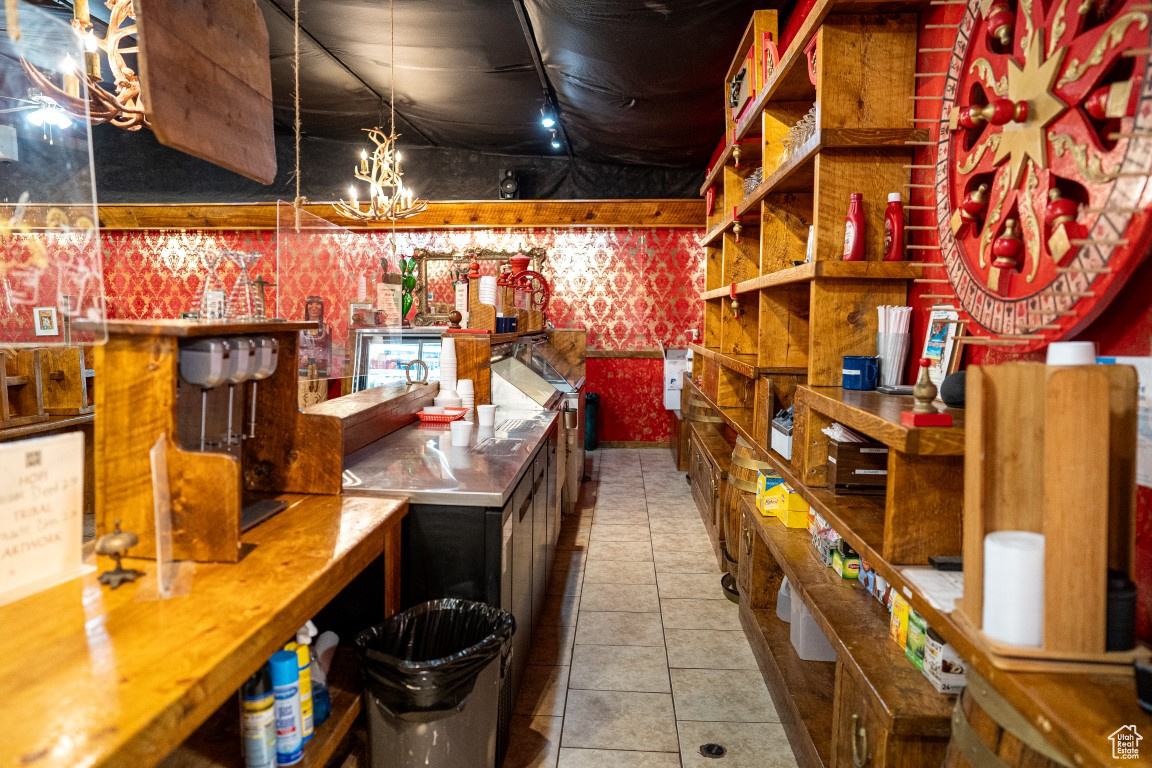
[{"x1": 832, "y1": 663, "x2": 949, "y2": 768}]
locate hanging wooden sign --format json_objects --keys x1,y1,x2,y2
[{"x1": 135, "y1": 0, "x2": 277, "y2": 184}]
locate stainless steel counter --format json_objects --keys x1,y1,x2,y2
[{"x1": 341, "y1": 407, "x2": 558, "y2": 506}]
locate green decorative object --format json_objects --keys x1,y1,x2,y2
[{"x1": 399, "y1": 254, "x2": 418, "y2": 326}]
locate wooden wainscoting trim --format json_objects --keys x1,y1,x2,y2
[
  {"x1": 586, "y1": 349, "x2": 665, "y2": 359},
  {"x1": 89, "y1": 200, "x2": 704, "y2": 230}
]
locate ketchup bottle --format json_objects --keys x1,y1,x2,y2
[
  {"x1": 842, "y1": 193, "x2": 865, "y2": 261},
  {"x1": 883, "y1": 192, "x2": 905, "y2": 261}
]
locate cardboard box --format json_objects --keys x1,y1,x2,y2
[
  {"x1": 764, "y1": 483, "x2": 809, "y2": 527},
  {"x1": 905, "y1": 610, "x2": 928, "y2": 670},
  {"x1": 832, "y1": 551, "x2": 860, "y2": 579},
  {"x1": 924, "y1": 628, "x2": 967, "y2": 694},
  {"x1": 755, "y1": 470, "x2": 785, "y2": 516},
  {"x1": 890, "y1": 593, "x2": 910, "y2": 648}
]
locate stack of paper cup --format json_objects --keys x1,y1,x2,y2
[
  {"x1": 440, "y1": 337, "x2": 458, "y2": 392},
  {"x1": 457, "y1": 379, "x2": 475, "y2": 420},
  {"x1": 478, "y1": 275, "x2": 498, "y2": 306}
]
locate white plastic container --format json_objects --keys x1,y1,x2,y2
[
  {"x1": 789, "y1": 595, "x2": 837, "y2": 662},
  {"x1": 776, "y1": 576, "x2": 792, "y2": 623},
  {"x1": 771, "y1": 420, "x2": 793, "y2": 461}
]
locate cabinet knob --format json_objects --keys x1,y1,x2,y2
[{"x1": 851, "y1": 713, "x2": 869, "y2": 767}]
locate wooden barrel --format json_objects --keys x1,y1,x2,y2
[
  {"x1": 721, "y1": 437, "x2": 773, "y2": 584},
  {"x1": 683, "y1": 390, "x2": 723, "y2": 424},
  {"x1": 943, "y1": 670, "x2": 1073, "y2": 768}
]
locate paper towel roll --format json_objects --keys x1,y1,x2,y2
[{"x1": 982, "y1": 531, "x2": 1045, "y2": 648}]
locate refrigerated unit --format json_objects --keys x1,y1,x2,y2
[{"x1": 351, "y1": 328, "x2": 445, "y2": 391}]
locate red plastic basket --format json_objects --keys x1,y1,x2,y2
[{"x1": 417, "y1": 407, "x2": 468, "y2": 424}]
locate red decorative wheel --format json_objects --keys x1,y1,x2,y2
[
  {"x1": 512, "y1": 269, "x2": 551, "y2": 316},
  {"x1": 935, "y1": 0, "x2": 1152, "y2": 347}
]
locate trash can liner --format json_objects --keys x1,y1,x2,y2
[{"x1": 355, "y1": 599, "x2": 515, "y2": 718}]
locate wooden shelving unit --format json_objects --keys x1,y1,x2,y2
[
  {"x1": 687, "y1": 5, "x2": 967, "y2": 767},
  {"x1": 163, "y1": 649, "x2": 363, "y2": 768}
]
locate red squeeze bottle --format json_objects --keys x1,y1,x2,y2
[
  {"x1": 883, "y1": 192, "x2": 905, "y2": 261},
  {"x1": 842, "y1": 193, "x2": 865, "y2": 261}
]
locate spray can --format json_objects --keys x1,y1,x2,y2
[
  {"x1": 240, "y1": 666, "x2": 276, "y2": 768},
  {"x1": 285, "y1": 623, "x2": 316, "y2": 741},
  {"x1": 268, "y1": 651, "x2": 304, "y2": 766}
]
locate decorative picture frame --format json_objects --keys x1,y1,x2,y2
[
  {"x1": 33, "y1": 306, "x2": 58, "y2": 337},
  {"x1": 921, "y1": 305, "x2": 965, "y2": 388},
  {"x1": 348, "y1": 302, "x2": 375, "y2": 327}
]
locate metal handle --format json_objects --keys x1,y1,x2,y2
[
  {"x1": 744, "y1": 526, "x2": 752, "y2": 556},
  {"x1": 851, "y1": 713, "x2": 869, "y2": 767}
]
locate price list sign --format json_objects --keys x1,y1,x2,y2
[{"x1": 0, "y1": 432, "x2": 87, "y2": 606}]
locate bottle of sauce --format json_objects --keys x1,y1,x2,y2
[
  {"x1": 842, "y1": 193, "x2": 865, "y2": 261},
  {"x1": 240, "y1": 666, "x2": 276, "y2": 768},
  {"x1": 883, "y1": 192, "x2": 905, "y2": 261}
]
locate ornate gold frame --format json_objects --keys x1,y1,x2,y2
[{"x1": 411, "y1": 247, "x2": 547, "y2": 326}]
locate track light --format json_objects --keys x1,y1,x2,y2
[
  {"x1": 540, "y1": 105, "x2": 556, "y2": 128},
  {"x1": 549, "y1": 129, "x2": 561, "y2": 150}
]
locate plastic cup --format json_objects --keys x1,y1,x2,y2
[
  {"x1": 1045, "y1": 341, "x2": 1097, "y2": 366},
  {"x1": 450, "y1": 420, "x2": 473, "y2": 447},
  {"x1": 457, "y1": 378, "x2": 474, "y2": 394},
  {"x1": 477, "y1": 404, "x2": 497, "y2": 426}
]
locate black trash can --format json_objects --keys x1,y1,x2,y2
[
  {"x1": 355, "y1": 599, "x2": 515, "y2": 768},
  {"x1": 584, "y1": 391, "x2": 600, "y2": 451}
]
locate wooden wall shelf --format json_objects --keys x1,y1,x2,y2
[
  {"x1": 701, "y1": 214, "x2": 734, "y2": 247},
  {"x1": 743, "y1": 496, "x2": 954, "y2": 731},
  {"x1": 737, "y1": 128, "x2": 928, "y2": 218},
  {"x1": 700, "y1": 139, "x2": 764, "y2": 197},
  {"x1": 795, "y1": 386, "x2": 965, "y2": 455},
  {"x1": 0, "y1": 494, "x2": 406, "y2": 768},
  {"x1": 701, "y1": 260, "x2": 924, "y2": 299}
]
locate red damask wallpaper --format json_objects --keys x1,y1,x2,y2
[{"x1": 92, "y1": 225, "x2": 703, "y2": 441}]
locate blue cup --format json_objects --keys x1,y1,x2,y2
[{"x1": 842, "y1": 355, "x2": 879, "y2": 391}]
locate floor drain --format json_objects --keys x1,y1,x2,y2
[{"x1": 699, "y1": 743, "x2": 727, "y2": 758}]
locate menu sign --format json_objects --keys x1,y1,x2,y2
[{"x1": 0, "y1": 432, "x2": 87, "y2": 606}]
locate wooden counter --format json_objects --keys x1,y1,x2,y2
[{"x1": 0, "y1": 493, "x2": 407, "y2": 768}]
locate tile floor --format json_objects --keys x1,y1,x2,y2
[{"x1": 504, "y1": 448, "x2": 800, "y2": 768}]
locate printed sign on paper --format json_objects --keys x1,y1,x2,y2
[{"x1": 0, "y1": 432, "x2": 89, "y2": 606}]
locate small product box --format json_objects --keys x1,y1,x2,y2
[
  {"x1": 831, "y1": 551, "x2": 860, "y2": 579},
  {"x1": 756, "y1": 470, "x2": 785, "y2": 516},
  {"x1": 924, "y1": 628, "x2": 967, "y2": 694},
  {"x1": 765, "y1": 483, "x2": 810, "y2": 528},
  {"x1": 890, "y1": 592, "x2": 910, "y2": 648},
  {"x1": 875, "y1": 573, "x2": 891, "y2": 606},
  {"x1": 905, "y1": 610, "x2": 928, "y2": 670},
  {"x1": 859, "y1": 559, "x2": 876, "y2": 594}
]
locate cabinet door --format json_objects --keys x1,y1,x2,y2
[
  {"x1": 531, "y1": 453, "x2": 548, "y2": 628},
  {"x1": 511, "y1": 477, "x2": 534, "y2": 703},
  {"x1": 832, "y1": 663, "x2": 949, "y2": 768}
]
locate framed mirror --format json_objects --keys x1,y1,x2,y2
[{"x1": 411, "y1": 247, "x2": 547, "y2": 326}]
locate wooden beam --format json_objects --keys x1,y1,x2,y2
[{"x1": 88, "y1": 200, "x2": 704, "y2": 231}]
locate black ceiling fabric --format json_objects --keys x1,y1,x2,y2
[
  {"x1": 524, "y1": 0, "x2": 774, "y2": 166},
  {"x1": 13, "y1": 0, "x2": 793, "y2": 199},
  {"x1": 258, "y1": 0, "x2": 780, "y2": 168}
]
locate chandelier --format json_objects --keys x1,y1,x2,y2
[
  {"x1": 332, "y1": 126, "x2": 426, "y2": 221},
  {"x1": 332, "y1": 0, "x2": 426, "y2": 222},
  {"x1": 21, "y1": 0, "x2": 148, "y2": 130}
]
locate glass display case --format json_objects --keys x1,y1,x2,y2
[{"x1": 351, "y1": 328, "x2": 445, "y2": 391}]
